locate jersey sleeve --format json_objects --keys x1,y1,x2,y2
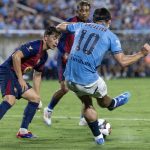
[
  {"x1": 66, "y1": 23, "x2": 83, "y2": 33},
  {"x1": 109, "y1": 32, "x2": 123, "y2": 54},
  {"x1": 18, "y1": 42, "x2": 40, "y2": 58}
]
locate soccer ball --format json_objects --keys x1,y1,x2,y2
[{"x1": 98, "y1": 119, "x2": 111, "y2": 138}]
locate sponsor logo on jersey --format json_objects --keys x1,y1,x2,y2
[{"x1": 27, "y1": 46, "x2": 33, "y2": 51}]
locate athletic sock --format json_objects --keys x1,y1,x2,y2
[
  {"x1": 0, "y1": 101, "x2": 12, "y2": 119},
  {"x1": 107, "y1": 99, "x2": 115, "y2": 110},
  {"x1": 48, "y1": 97, "x2": 59, "y2": 110},
  {"x1": 20, "y1": 101, "x2": 39, "y2": 129},
  {"x1": 80, "y1": 114, "x2": 84, "y2": 118},
  {"x1": 88, "y1": 120, "x2": 101, "y2": 136}
]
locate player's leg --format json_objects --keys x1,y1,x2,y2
[
  {"x1": 43, "y1": 80, "x2": 69, "y2": 125},
  {"x1": 48, "y1": 52, "x2": 68, "y2": 111},
  {"x1": 0, "y1": 68, "x2": 17, "y2": 119},
  {"x1": 78, "y1": 102, "x2": 88, "y2": 126},
  {"x1": 16, "y1": 88, "x2": 40, "y2": 138},
  {"x1": 79, "y1": 95, "x2": 104, "y2": 145},
  {"x1": 97, "y1": 92, "x2": 131, "y2": 111},
  {"x1": 48, "y1": 80, "x2": 68, "y2": 111},
  {"x1": 0, "y1": 95, "x2": 16, "y2": 120},
  {"x1": 92, "y1": 77, "x2": 131, "y2": 110},
  {"x1": 44, "y1": 54, "x2": 68, "y2": 125}
]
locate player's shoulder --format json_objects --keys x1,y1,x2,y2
[
  {"x1": 20, "y1": 40, "x2": 41, "y2": 48},
  {"x1": 66, "y1": 16, "x2": 78, "y2": 22},
  {"x1": 19, "y1": 40, "x2": 42, "y2": 54},
  {"x1": 106, "y1": 29, "x2": 118, "y2": 39},
  {"x1": 26, "y1": 40, "x2": 42, "y2": 50},
  {"x1": 26, "y1": 40, "x2": 41, "y2": 46}
]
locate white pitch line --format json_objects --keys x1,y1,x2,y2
[{"x1": 4, "y1": 115, "x2": 150, "y2": 121}]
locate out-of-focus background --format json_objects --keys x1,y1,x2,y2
[
  {"x1": 0, "y1": 0, "x2": 150, "y2": 80},
  {"x1": 1, "y1": 1, "x2": 150, "y2": 150}
]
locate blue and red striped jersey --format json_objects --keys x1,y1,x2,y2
[
  {"x1": 1, "y1": 40, "x2": 48, "y2": 74},
  {"x1": 57, "y1": 16, "x2": 91, "y2": 54}
]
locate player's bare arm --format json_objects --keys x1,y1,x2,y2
[
  {"x1": 12, "y1": 50, "x2": 28, "y2": 91},
  {"x1": 33, "y1": 70, "x2": 42, "y2": 95},
  {"x1": 56, "y1": 22, "x2": 75, "y2": 32},
  {"x1": 114, "y1": 43, "x2": 150, "y2": 67}
]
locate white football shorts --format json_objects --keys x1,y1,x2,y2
[{"x1": 66, "y1": 77, "x2": 107, "y2": 98}]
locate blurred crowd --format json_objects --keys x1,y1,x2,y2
[
  {"x1": 0, "y1": 0, "x2": 150, "y2": 30},
  {"x1": 99, "y1": 53, "x2": 150, "y2": 80},
  {"x1": 42, "y1": 50, "x2": 150, "y2": 81},
  {"x1": 42, "y1": 32, "x2": 150, "y2": 80},
  {"x1": 1, "y1": 0, "x2": 150, "y2": 79}
]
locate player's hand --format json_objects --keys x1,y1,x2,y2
[
  {"x1": 141, "y1": 43, "x2": 150, "y2": 56},
  {"x1": 18, "y1": 78, "x2": 28, "y2": 92}
]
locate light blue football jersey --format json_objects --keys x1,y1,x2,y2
[{"x1": 64, "y1": 22, "x2": 123, "y2": 85}]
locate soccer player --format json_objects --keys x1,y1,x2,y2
[
  {"x1": 56, "y1": 8, "x2": 150, "y2": 144},
  {"x1": 43, "y1": 0, "x2": 91, "y2": 126},
  {"x1": 0, "y1": 26, "x2": 61, "y2": 138}
]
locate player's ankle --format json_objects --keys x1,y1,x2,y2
[
  {"x1": 94, "y1": 133, "x2": 103, "y2": 140},
  {"x1": 107, "y1": 99, "x2": 116, "y2": 111},
  {"x1": 47, "y1": 107, "x2": 53, "y2": 112}
]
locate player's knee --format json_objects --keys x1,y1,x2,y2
[
  {"x1": 4, "y1": 96, "x2": 16, "y2": 106},
  {"x1": 61, "y1": 88, "x2": 69, "y2": 94},
  {"x1": 31, "y1": 95, "x2": 41, "y2": 103},
  {"x1": 84, "y1": 106, "x2": 93, "y2": 113},
  {"x1": 84, "y1": 106, "x2": 97, "y2": 121}
]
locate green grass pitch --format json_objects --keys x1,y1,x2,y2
[{"x1": 0, "y1": 78, "x2": 150, "y2": 150}]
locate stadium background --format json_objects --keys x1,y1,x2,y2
[
  {"x1": 0, "y1": 0, "x2": 150, "y2": 79},
  {"x1": 1, "y1": 1, "x2": 150, "y2": 150}
]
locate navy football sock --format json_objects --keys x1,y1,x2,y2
[
  {"x1": 20, "y1": 102, "x2": 39, "y2": 129},
  {"x1": 0, "y1": 101, "x2": 12, "y2": 120},
  {"x1": 48, "y1": 97, "x2": 59, "y2": 110},
  {"x1": 88, "y1": 120, "x2": 101, "y2": 137},
  {"x1": 108, "y1": 99, "x2": 115, "y2": 110}
]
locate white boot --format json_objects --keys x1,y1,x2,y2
[
  {"x1": 78, "y1": 117, "x2": 87, "y2": 126},
  {"x1": 43, "y1": 107, "x2": 52, "y2": 126}
]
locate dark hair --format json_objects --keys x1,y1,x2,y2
[
  {"x1": 77, "y1": 0, "x2": 91, "y2": 9},
  {"x1": 93, "y1": 8, "x2": 111, "y2": 23},
  {"x1": 44, "y1": 26, "x2": 61, "y2": 36}
]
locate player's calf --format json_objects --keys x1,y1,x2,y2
[{"x1": 0, "y1": 101, "x2": 12, "y2": 120}]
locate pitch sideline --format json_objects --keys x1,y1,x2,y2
[{"x1": 4, "y1": 114, "x2": 150, "y2": 121}]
